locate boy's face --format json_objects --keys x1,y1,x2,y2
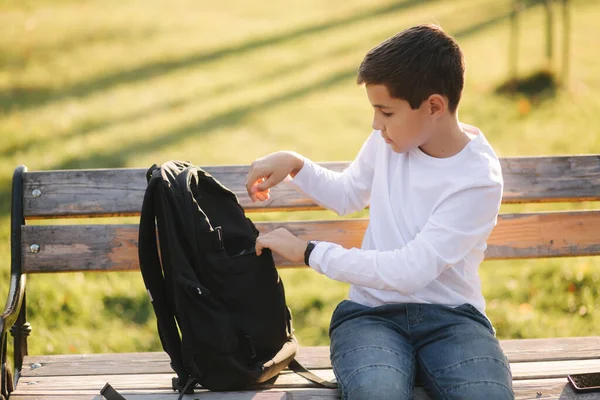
[{"x1": 365, "y1": 84, "x2": 433, "y2": 154}]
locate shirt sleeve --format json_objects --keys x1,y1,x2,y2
[
  {"x1": 285, "y1": 131, "x2": 378, "y2": 216},
  {"x1": 308, "y1": 183, "x2": 503, "y2": 294}
]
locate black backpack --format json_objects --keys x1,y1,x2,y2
[{"x1": 132, "y1": 160, "x2": 334, "y2": 398}]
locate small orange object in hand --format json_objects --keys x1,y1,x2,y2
[{"x1": 250, "y1": 178, "x2": 270, "y2": 202}]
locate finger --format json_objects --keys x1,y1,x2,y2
[
  {"x1": 256, "y1": 171, "x2": 285, "y2": 192},
  {"x1": 256, "y1": 191, "x2": 269, "y2": 202},
  {"x1": 251, "y1": 178, "x2": 268, "y2": 193},
  {"x1": 252, "y1": 178, "x2": 269, "y2": 201},
  {"x1": 255, "y1": 236, "x2": 269, "y2": 256},
  {"x1": 246, "y1": 166, "x2": 262, "y2": 198},
  {"x1": 251, "y1": 177, "x2": 267, "y2": 192},
  {"x1": 251, "y1": 178, "x2": 267, "y2": 192},
  {"x1": 252, "y1": 187, "x2": 270, "y2": 200}
]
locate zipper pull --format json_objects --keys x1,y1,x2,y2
[{"x1": 215, "y1": 226, "x2": 223, "y2": 249}]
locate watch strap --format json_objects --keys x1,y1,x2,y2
[{"x1": 304, "y1": 241, "x2": 317, "y2": 266}]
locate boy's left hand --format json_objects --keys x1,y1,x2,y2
[{"x1": 256, "y1": 228, "x2": 307, "y2": 263}]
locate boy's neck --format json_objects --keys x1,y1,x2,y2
[{"x1": 418, "y1": 113, "x2": 470, "y2": 159}]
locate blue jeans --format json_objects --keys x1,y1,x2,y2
[{"x1": 329, "y1": 300, "x2": 514, "y2": 399}]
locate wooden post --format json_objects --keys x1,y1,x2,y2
[
  {"x1": 509, "y1": 0, "x2": 522, "y2": 86},
  {"x1": 544, "y1": 0, "x2": 555, "y2": 73},
  {"x1": 561, "y1": 0, "x2": 570, "y2": 86}
]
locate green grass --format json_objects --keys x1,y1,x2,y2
[{"x1": 1, "y1": 0, "x2": 599, "y2": 356}]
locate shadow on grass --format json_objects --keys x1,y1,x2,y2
[
  {"x1": 0, "y1": 0, "x2": 436, "y2": 112},
  {"x1": 453, "y1": 6, "x2": 515, "y2": 39},
  {"x1": 47, "y1": 67, "x2": 359, "y2": 171},
  {"x1": 34, "y1": 28, "x2": 161, "y2": 63},
  {"x1": 0, "y1": 41, "x2": 361, "y2": 158},
  {"x1": 33, "y1": 5, "x2": 519, "y2": 170},
  {"x1": 2, "y1": 27, "x2": 161, "y2": 72},
  {"x1": 0, "y1": 97, "x2": 188, "y2": 158},
  {"x1": 3, "y1": 3, "x2": 518, "y2": 160},
  {"x1": 0, "y1": 64, "x2": 358, "y2": 221},
  {"x1": 495, "y1": 70, "x2": 559, "y2": 103}
]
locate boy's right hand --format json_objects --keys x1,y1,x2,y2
[{"x1": 245, "y1": 151, "x2": 304, "y2": 202}]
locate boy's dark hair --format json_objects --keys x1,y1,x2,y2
[{"x1": 357, "y1": 24, "x2": 465, "y2": 113}]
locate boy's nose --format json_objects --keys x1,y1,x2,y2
[{"x1": 372, "y1": 119, "x2": 383, "y2": 131}]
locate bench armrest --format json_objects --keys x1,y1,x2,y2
[
  {"x1": 1, "y1": 165, "x2": 28, "y2": 399},
  {"x1": 0, "y1": 275, "x2": 26, "y2": 334},
  {"x1": 0, "y1": 273, "x2": 27, "y2": 397}
]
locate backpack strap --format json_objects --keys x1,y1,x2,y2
[
  {"x1": 138, "y1": 173, "x2": 189, "y2": 382},
  {"x1": 176, "y1": 167, "x2": 224, "y2": 254},
  {"x1": 100, "y1": 383, "x2": 127, "y2": 400},
  {"x1": 175, "y1": 378, "x2": 197, "y2": 400},
  {"x1": 288, "y1": 359, "x2": 338, "y2": 389}
]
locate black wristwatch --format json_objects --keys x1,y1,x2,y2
[{"x1": 304, "y1": 241, "x2": 318, "y2": 266}]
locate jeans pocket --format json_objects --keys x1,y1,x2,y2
[
  {"x1": 329, "y1": 300, "x2": 353, "y2": 338},
  {"x1": 332, "y1": 300, "x2": 348, "y2": 317},
  {"x1": 461, "y1": 303, "x2": 495, "y2": 335}
]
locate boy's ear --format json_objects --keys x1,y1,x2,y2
[{"x1": 427, "y1": 94, "x2": 446, "y2": 117}]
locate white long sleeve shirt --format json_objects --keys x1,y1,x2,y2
[{"x1": 286, "y1": 123, "x2": 503, "y2": 314}]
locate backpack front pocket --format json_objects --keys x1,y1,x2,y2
[{"x1": 177, "y1": 276, "x2": 238, "y2": 354}]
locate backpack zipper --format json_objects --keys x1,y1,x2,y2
[
  {"x1": 177, "y1": 276, "x2": 210, "y2": 296},
  {"x1": 230, "y1": 247, "x2": 256, "y2": 259}
]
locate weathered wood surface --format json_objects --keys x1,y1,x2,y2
[
  {"x1": 20, "y1": 348, "x2": 328, "y2": 376},
  {"x1": 9, "y1": 373, "x2": 599, "y2": 400},
  {"x1": 19, "y1": 356, "x2": 600, "y2": 382},
  {"x1": 19, "y1": 371, "x2": 340, "y2": 390},
  {"x1": 20, "y1": 337, "x2": 600, "y2": 378},
  {"x1": 21, "y1": 210, "x2": 600, "y2": 272},
  {"x1": 22, "y1": 155, "x2": 600, "y2": 218},
  {"x1": 499, "y1": 337, "x2": 600, "y2": 362},
  {"x1": 15, "y1": 340, "x2": 600, "y2": 399}
]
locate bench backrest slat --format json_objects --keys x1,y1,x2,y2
[
  {"x1": 21, "y1": 210, "x2": 600, "y2": 273},
  {"x1": 22, "y1": 156, "x2": 600, "y2": 219}
]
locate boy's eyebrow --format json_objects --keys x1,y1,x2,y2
[{"x1": 373, "y1": 104, "x2": 392, "y2": 109}]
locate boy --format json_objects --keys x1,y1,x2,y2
[{"x1": 245, "y1": 24, "x2": 513, "y2": 399}]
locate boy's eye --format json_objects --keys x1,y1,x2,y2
[{"x1": 382, "y1": 111, "x2": 393, "y2": 117}]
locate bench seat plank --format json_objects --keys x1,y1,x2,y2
[
  {"x1": 20, "y1": 337, "x2": 600, "y2": 378},
  {"x1": 500, "y1": 336, "x2": 600, "y2": 362},
  {"x1": 21, "y1": 210, "x2": 600, "y2": 273},
  {"x1": 20, "y1": 338, "x2": 600, "y2": 380},
  {"x1": 21, "y1": 155, "x2": 600, "y2": 218},
  {"x1": 8, "y1": 375, "x2": 592, "y2": 399},
  {"x1": 18, "y1": 358, "x2": 600, "y2": 381}
]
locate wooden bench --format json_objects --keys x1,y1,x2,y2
[{"x1": 2, "y1": 155, "x2": 600, "y2": 399}]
